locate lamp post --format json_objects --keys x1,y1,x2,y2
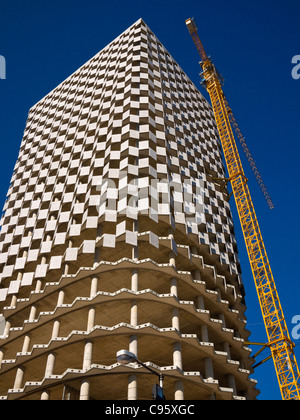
[{"x1": 116, "y1": 350, "x2": 164, "y2": 399}]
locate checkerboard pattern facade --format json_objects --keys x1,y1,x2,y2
[{"x1": 0, "y1": 19, "x2": 258, "y2": 400}]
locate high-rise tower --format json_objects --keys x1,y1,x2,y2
[{"x1": 0, "y1": 19, "x2": 258, "y2": 400}]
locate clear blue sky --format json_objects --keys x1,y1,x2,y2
[{"x1": 0, "y1": 0, "x2": 300, "y2": 400}]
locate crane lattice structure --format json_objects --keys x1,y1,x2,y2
[{"x1": 186, "y1": 17, "x2": 300, "y2": 400}]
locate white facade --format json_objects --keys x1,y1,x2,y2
[{"x1": 0, "y1": 18, "x2": 258, "y2": 400}]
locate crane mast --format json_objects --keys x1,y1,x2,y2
[{"x1": 186, "y1": 17, "x2": 300, "y2": 400}]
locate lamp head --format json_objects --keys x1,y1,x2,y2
[{"x1": 116, "y1": 350, "x2": 137, "y2": 365}]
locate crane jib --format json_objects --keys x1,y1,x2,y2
[{"x1": 190, "y1": 32, "x2": 208, "y2": 63}]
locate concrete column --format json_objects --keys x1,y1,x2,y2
[
  {"x1": 63, "y1": 241, "x2": 73, "y2": 274},
  {"x1": 191, "y1": 246, "x2": 198, "y2": 255},
  {"x1": 41, "y1": 391, "x2": 51, "y2": 400},
  {"x1": 170, "y1": 278, "x2": 178, "y2": 297},
  {"x1": 87, "y1": 307, "x2": 96, "y2": 331},
  {"x1": 80, "y1": 380, "x2": 90, "y2": 400},
  {"x1": 169, "y1": 251, "x2": 176, "y2": 266},
  {"x1": 133, "y1": 219, "x2": 139, "y2": 231},
  {"x1": 90, "y1": 276, "x2": 99, "y2": 298},
  {"x1": 204, "y1": 358, "x2": 214, "y2": 381},
  {"x1": 197, "y1": 295, "x2": 205, "y2": 310},
  {"x1": 172, "y1": 308, "x2": 180, "y2": 331},
  {"x1": 131, "y1": 269, "x2": 138, "y2": 292},
  {"x1": 129, "y1": 335, "x2": 138, "y2": 358},
  {"x1": 13, "y1": 366, "x2": 25, "y2": 389},
  {"x1": 219, "y1": 313, "x2": 226, "y2": 328},
  {"x1": 3, "y1": 320, "x2": 11, "y2": 337},
  {"x1": 132, "y1": 245, "x2": 138, "y2": 261},
  {"x1": 45, "y1": 353, "x2": 56, "y2": 377},
  {"x1": 0, "y1": 348, "x2": 4, "y2": 365},
  {"x1": 227, "y1": 374, "x2": 237, "y2": 396},
  {"x1": 63, "y1": 263, "x2": 69, "y2": 275},
  {"x1": 45, "y1": 233, "x2": 52, "y2": 242},
  {"x1": 128, "y1": 375, "x2": 137, "y2": 400},
  {"x1": 96, "y1": 223, "x2": 103, "y2": 241},
  {"x1": 82, "y1": 341, "x2": 93, "y2": 370},
  {"x1": 57, "y1": 290, "x2": 65, "y2": 306},
  {"x1": 51, "y1": 320, "x2": 60, "y2": 340},
  {"x1": 63, "y1": 386, "x2": 71, "y2": 400},
  {"x1": 168, "y1": 228, "x2": 174, "y2": 239},
  {"x1": 35, "y1": 279, "x2": 42, "y2": 293},
  {"x1": 94, "y1": 247, "x2": 100, "y2": 266},
  {"x1": 223, "y1": 342, "x2": 231, "y2": 360},
  {"x1": 22, "y1": 335, "x2": 31, "y2": 353},
  {"x1": 130, "y1": 301, "x2": 138, "y2": 327},
  {"x1": 194, "y1": 270, "x2": 201, "y2": 281},
  {"x1": 174, "y1": 380, "x2": 184, "y2": 400},
  {"x1": 239, "y1": 358, "x2": 246, "y2": 369},
  {"x1": 29, "y1": 305, "x2": 37, "y2": 321},
  {"x1": 10, "y1": 295, "x2": 17, "y2": 307},
  {"x1": 35, "y1": 256, "x2": 47, "y2": 294},
  {"x1": 132, "y1": 220, "x2": 139, "y2": 261},
  {"x1": 201, "y1": 325, "x2": 209, "y2": 343},
  {"x1": 173, "y1": 342, "x2": 182, "y2": 370}
]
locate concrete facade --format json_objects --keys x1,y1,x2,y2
[{"x1": 0, "y1": 18, "x2": 258, "y2": 400}]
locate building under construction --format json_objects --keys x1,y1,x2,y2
[{"x1": 0, "y1": 18, "x2": 259, "y2": 400}]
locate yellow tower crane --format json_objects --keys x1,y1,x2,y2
[{"x1": 185, "y1": 17, "x2": 300, "y2": 400}]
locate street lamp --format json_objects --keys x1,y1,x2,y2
[{"x1": 116, "y1": 350, "x2": 165, "y2": 400}]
